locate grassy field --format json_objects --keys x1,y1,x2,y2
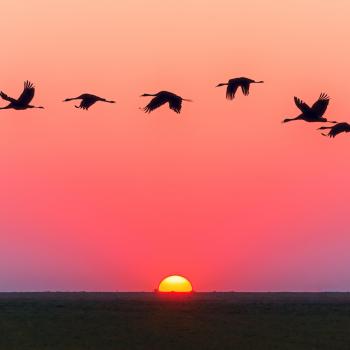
[{"x1": 1, "y1": 292, "x2": 350, "y2": 349}]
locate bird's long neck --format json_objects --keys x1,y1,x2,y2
[
  {"x1": 0, "y1": 106, "x2": 11, "y2": 110},
  {"x1": 318, "y1": 126, "x2": 332, "y2": 130},
  {"x1": 254, "y1": 80, "x2": 264, "y2": 83},
  {"x1": 142, "y1": 93, "x2": 157, "y2": 97},
  {"x1": 65, "y1": 97, "x2": 79, "y2": 101},
  {"x1": 283, "y1": 116, "x2": 299, "y2": 123}
]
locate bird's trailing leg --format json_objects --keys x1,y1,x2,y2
[{"x1": 26, "y1": 105, "x2": 44, "y2": 109}]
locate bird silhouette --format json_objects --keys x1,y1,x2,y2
[
  {"x1": 216, "y1": 77, "x2": 264, "y2": 99},
  {"x1": 318, "y1": 122, "x2": 350, "y2": 138},
  {"x1": 141, "y1": 91, "x2": 192, "y2": 114},
  {"x1": 282, "y1": 93, "x2": 337, "y2": 124},
  {"x1": 0, "y1": 81, "x2": 44, "y2": 110},
  {"x1": 63, "y1": 94, "x2": 115, "y2": 110}
]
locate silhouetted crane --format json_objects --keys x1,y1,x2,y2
[
  {"x1": 318, "y1": 122, "x2": 350, "y2": 138},
  {"x1": 63, "y1": 94, "x2": 115, "y2": 110},
  {"x1": 216, "y1": 77, "x2": 264, "y2": 99},
  {"x1": 0, "y1": 81, "x2": 44, "y2": 110},
  {"x1": 141, "y1": 91, "x2": 192, "y2": 114},
  {"x1": 283, "y1": 93, "x2": 337, "y2": 124}
]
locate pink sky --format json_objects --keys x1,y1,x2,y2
[{"x1": 1, "y1": 0, "x2": 350, "y2": 291}]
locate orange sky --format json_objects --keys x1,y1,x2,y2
[{"x1": 1, "y1": 0, "x2": 350, "y2": 291}]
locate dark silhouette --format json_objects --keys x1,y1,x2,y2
[
  {"x1": 318, "y1": 122, "x2": 350, "y2": 138},
  {"x1": 63, "y1": 94, "x2": 115, "y2": 110},
  {"x1": 141, "y1": 91, "x2": 192, "y2": 114},
  {"x1": 216, "y1": 77, "x2": 264, "y2": 99},
  {"x1": 282, "y1": 93, "x2": 337, "y2": 124},
  {"x1": 0, "y1": 81, "x2": 44, "y2": 110}
]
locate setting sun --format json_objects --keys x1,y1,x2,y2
[{"x1": 158, "y1": 275, "x2": 193, "y2": 293}]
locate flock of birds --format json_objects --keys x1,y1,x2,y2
[{"x1": 1, "y1": 78, "x2": 349, "y2": 138}]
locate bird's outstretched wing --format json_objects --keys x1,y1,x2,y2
[
  {"x1": 311, "y1": 93, "x2": 330, "y2": 117},
  {"x1": 294, "y1": 96, "x2": 311, "y2": 114},
  {"x1": 328, "y1": 123, "x2": 350, "y2": 138},
  {"x1": 143, "y1": 95, "x2": 168, "y2": 113},
  {"x1": 17, "y1": 81, "x2": 35, "y2": 105},
  {"x1": 240, "y1": 81, "x2": 250, "y2": 96},
  {"x1": 328, "y1": 125, "x2": 342, "y2": 138},
  {"x1": 0, "y1": 91, "x2": 16, "y2": 103},
  {"x1": 169, "y1": 96, "x2": 182, "y2": 113},
  {"x1": 76, "y1": 98, "x2": 96, "y2": 110},
  {"x1": 226, "y1": 81, "x2": 239, "y2": 100}
]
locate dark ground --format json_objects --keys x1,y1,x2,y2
[{"x1": 1, "y1": 292, "x2": 350, "y2": 349}]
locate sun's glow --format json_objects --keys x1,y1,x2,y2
[{"x1": 158, "y1": 275, "x2": 193, "y2": 293}]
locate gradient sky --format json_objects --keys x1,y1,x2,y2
[{"x1": 1, "y1": 0, "x2": 350, "y2": 291}]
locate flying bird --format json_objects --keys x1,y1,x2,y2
[
  {"x1": 282, "y1": 93, "x2": 337, "y2": 124},
  {"x1": 63, "y1": 94, "x2": 115, "y2": 110},
  {"x1": 318, "y1": 122, "x2": 350, "y2": 138},
  {"x1": 216, "y1": 77, "x2": 264, "y2": 100},
  {"x1": 0, "y1": 81, "x2": 44, "y2": 110},
  {"x1": 141, "y1": 91, "x2": 192, "y2": 114}
]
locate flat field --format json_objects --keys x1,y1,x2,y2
[{"x1": 1, "y1": 292, "x2": 350, "y2": 349}]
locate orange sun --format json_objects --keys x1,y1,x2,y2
[{"x1": 158, "y1": 275, "x2": 193, "y2": 293}]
